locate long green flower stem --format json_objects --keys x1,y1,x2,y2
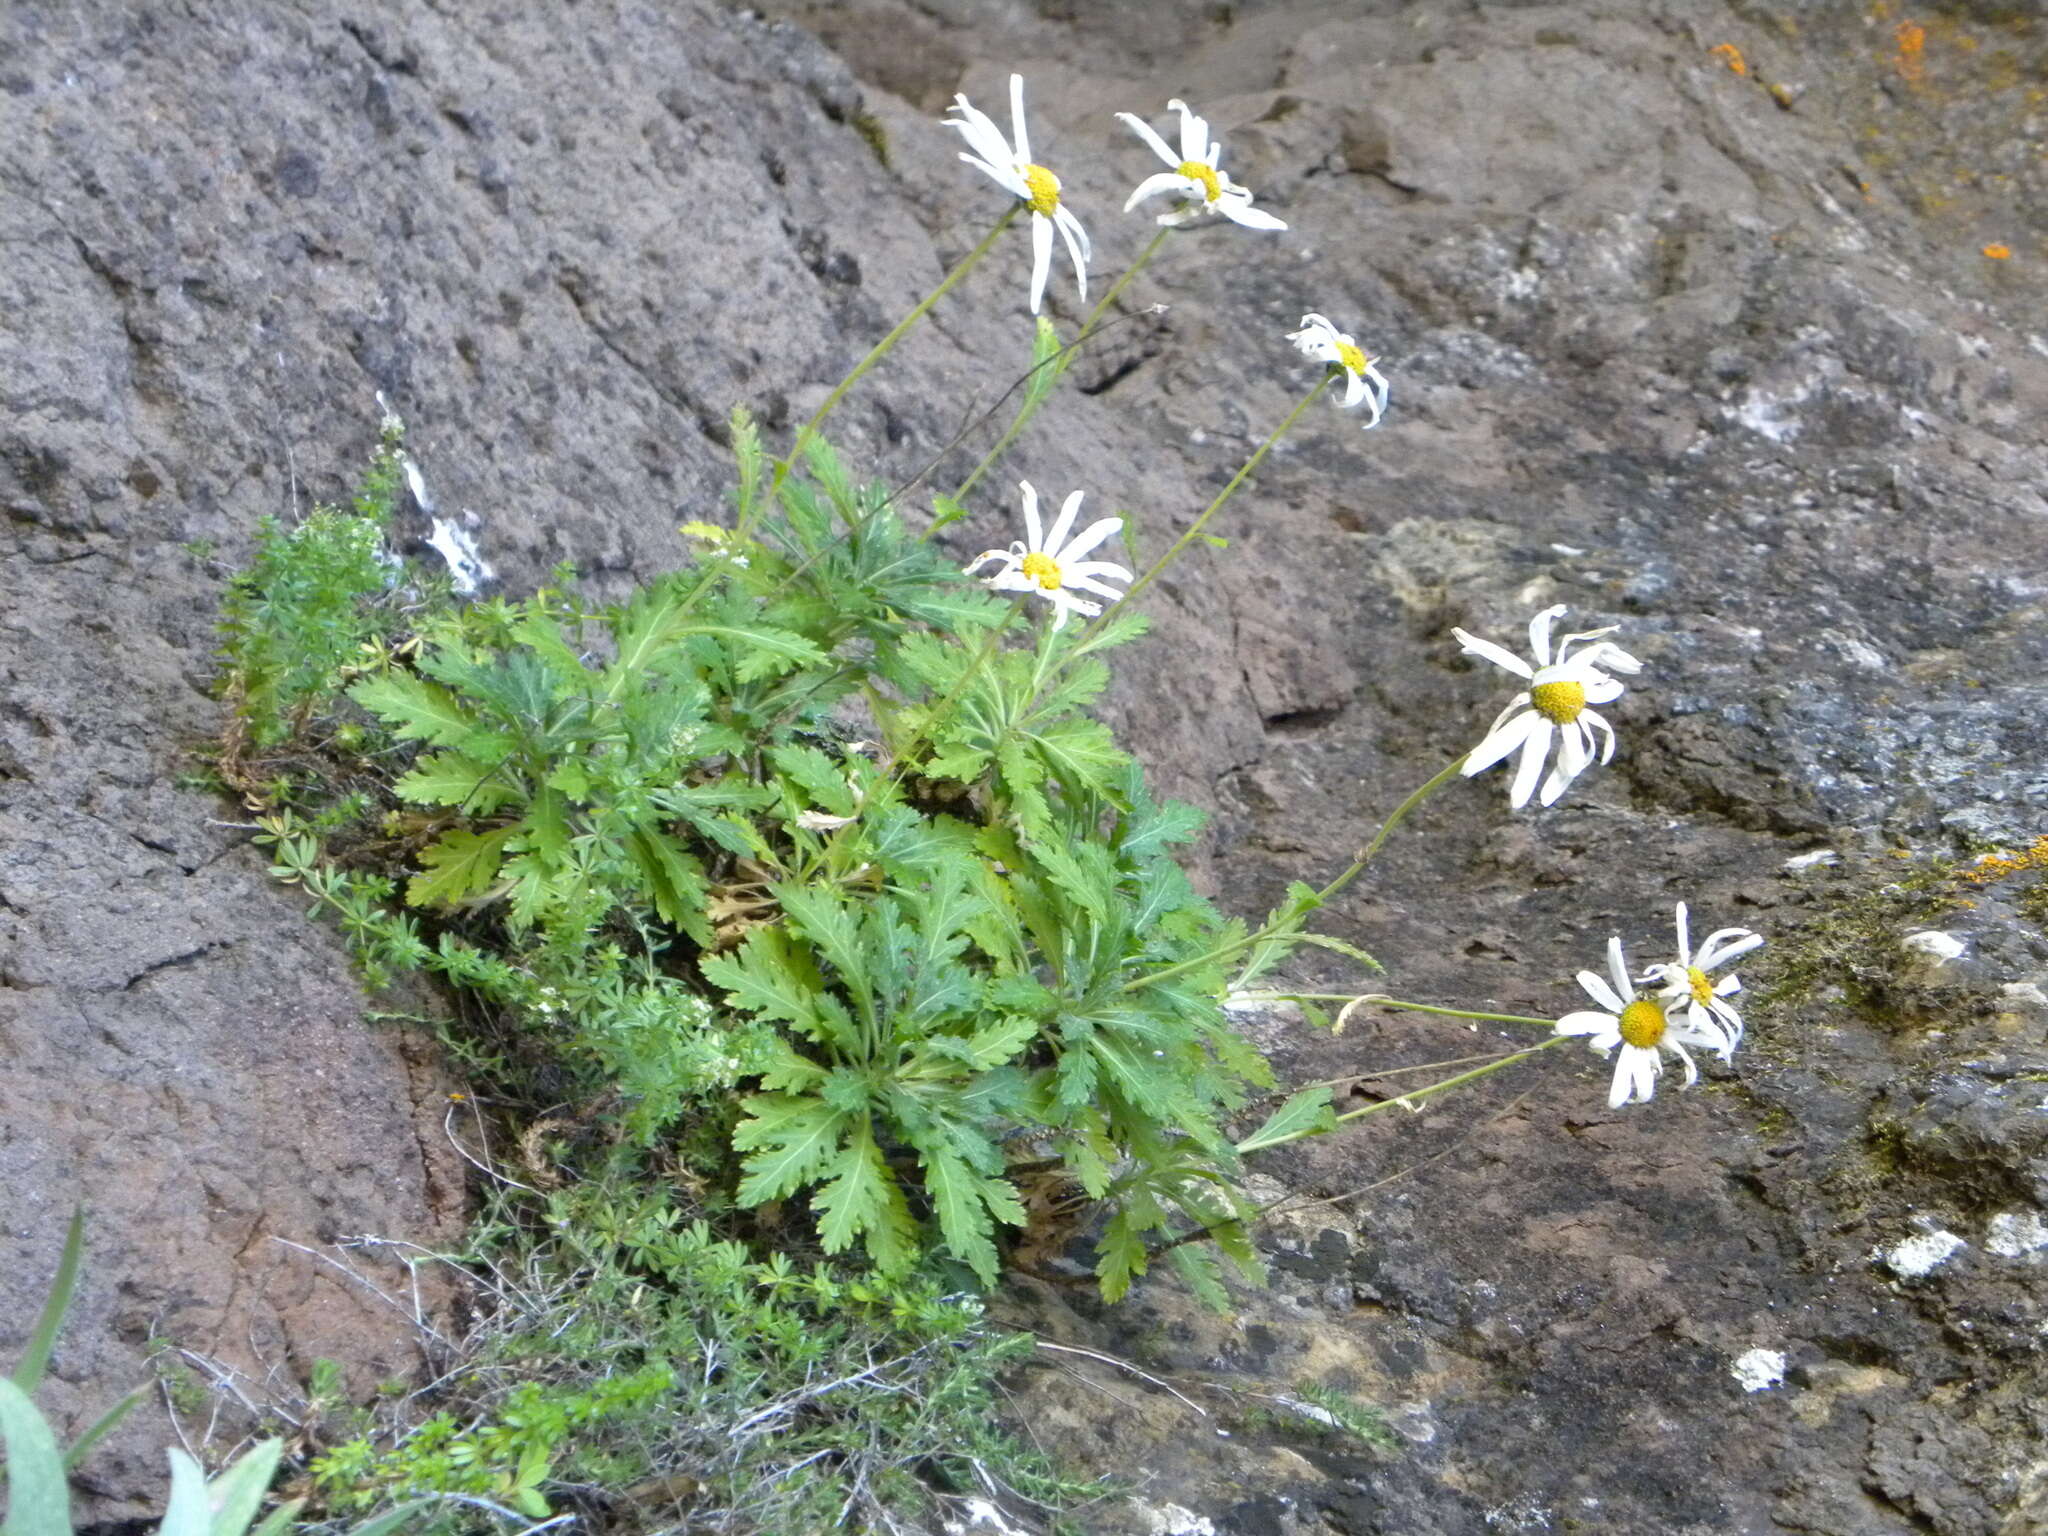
[
  {"x1": 877, "y1": 597, "x2": 1027, "y2": 791},
  {"x1": 953, "y1": 226, "x2": 1172, "y2": 504},
  {"x1": 1331, "y1": 1036, "x2": 1566, "y2": 1126},
  {"x1": 1236, "y1": 1036, "x2": 1568, "y2": 1157},
  {"x1": 1120, "y1": 374, "x2": 1330, "y2": 608},
  {"x1": 1232, "y1": 993, "x2": 1558, "y2": 1030},
  {"x1": 1125, "y1": 754, "x2": 1466, "y2": 995},
  {"x1": 771, "y1": 205, "x2": 1019, "y2": 494}
]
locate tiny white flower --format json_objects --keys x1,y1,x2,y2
[
  {"x1": 1286, "y1": 312, "x2": 1389, "y2": 427},
  {"x1": 963, "y1": 480, "x2": 1130, "y2": 630},
  {"x1": 943, "y1": 73, "x2": 1091, "y2": 314},
  {"x1": 1555, "y1": 936, "x2": 1731, "y2": 1108},
  {"x1": 1638, "y1": 902, "x2": 1762, "y2": 1051},
  {"x1": 1454, "y1": 604, "x2": 1642, "y2": 809},
  {"x1": 1115, "y1": 99, "x2": 1286, "y2": 231},
  {"x1": 794, "y1": 809, "x2": 859, "y2": 832}
]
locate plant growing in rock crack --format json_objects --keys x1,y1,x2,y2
[{"x1": 209, "y1": 65, "x2": 1776, "y2": 1524}]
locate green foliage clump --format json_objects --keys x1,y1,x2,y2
[
  {"x1": 236, "y1": 410, "x2": 1292, "y2": 1303},
  {"x1": 217, "y1": 417, "x2": 407, "y2": 748},
  {"x1": 308, "y1": 1182, "x2": 1098, "y2": 1531}
]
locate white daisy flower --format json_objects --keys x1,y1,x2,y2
[
  {"x1": 1286, "y1": 312, "x2": 1389, "y2": 428},
  {"x1": 943, "y1": 73, "x2": 1091, "y2": 314},
  {"x1": 963, "y1": 480, "x2": 1130, "y2": 631},
  {"x1": 1453, "y1": 604, "x2": 1643, "y2": 810},
  {"x1": 1556, "y1": 936, "x2": 1731, "y2": 1109},
  {"x1": 1638, "y1": 902, "x2": 1762, "y2": 1051},
  {"x1": 1115, "y1": 100, "x2": 1287, "y2": 231}
]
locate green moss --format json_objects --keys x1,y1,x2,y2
[{"x1": 851, "y1": 108, "x2": 891, "y2": 169}]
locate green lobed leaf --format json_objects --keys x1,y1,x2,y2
[
  {"x1": 406, "y1": 827, "x2": 517, "y2": 909},
  {"x1": 811, "y1": 1120, "x2": 916, "y2": 1274},
  {"x1": 346, "y1": 673, "x2": 483, "y2": 750},
  {"x1": 392, "y1": 752, "x2": 518, "y2": 813},
  {"x1": 733, "y1": 1094, "x2": 852, "y2": 1206},
  {"x1": 1234, "y1": 1085, "x2": 1336, "y2": 1155}
]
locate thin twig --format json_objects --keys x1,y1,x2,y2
[{"x1": 1030, "y1": 1340, "x2": 1208, "y2": 1418}]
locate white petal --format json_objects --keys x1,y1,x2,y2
[
  {"x1": 1018, "y1": 480, "x2": 1044, "y2": 551},
  {"x1": 1527, "y1": 604, "x2": 1569, "y2": 668},
  {"x1": 1669, "y1": 1040, "x2": 1699, "y2": 1088},
  {"x1": 1577, "y1": 969, "x2": 1626, "y2": 1015},
  {"x1": 1714, "y1": 974, "x2": 1743, "y2": 997},
  {"x1": 1218, "y1": 198, "x2": 1287, "y2": 231},
  {"x1": 962, "y1": 549, "x2": 1015, "y2": 577},
  {"x1": 1008, "y1": 73, "x2": 1030, "y2": 164},
  {"x1": 1063, "y1": 557, "x2": 1134, "y2": 582},
  {"x1": 1155, "y1": 204, "x2": 1202, "y2": 227},
  {"x1": 1357, "y1": 363, "x2": 1388, "y2": 427},
  {"x1": 959, "y1": 153, "x2": 1029, "y2": 201},
  {"x1": 1540, "y1": 723, "x2": 1590, "y2": 805},
  {"x1": 1451, "y1": 629, "x2": 1536, "y2": 680},
  {"x1": 1555, "y1": 1010, "x2": 1620, "y2": 1045},
  {"x1": 1580, "y1": 673, "x2": 1625, "y2": 705},
  {"x1": 1124, "y1": 170, "x2": 1194, "y2": 211},
  {"x1": 1054, "y1": 206, "x2": 1090, "y2": 292},
  {"x1": 1044, "y1": 489, "x2": 1084, "y2": 554},
  {"x1": 1697, "y1": 930, "x2": 1764, "y2": 970},
  {"x1": 944, "y1": 100, "x2": 1015, "y2": 168},
  {"x1": 1170, "y1": 98, "x2": 1206, "y2": 162},
  {"x1": 1606, "y1": 936, "x2": 1634, "y2": 1006},
  {"x1": 1066, "y1": 572, "x2": 1129, "y2": 602},
  {"x1": 1508, "y1": 720, "x2": 1553, "y2": 808},
  {"x1": 1055, "y1": 514, "x2": 1122, "y2": 564},
  {"x1": 1462, "y1": 708, "x2": 1542, "y2": 776},
  {"x1": 1339, "y1": 369, "x2": 1367, "y2": 409},
  {"x1": 1673, "y1": 902, "x2": 1693, "y2": 966},
  {"x1": 1028, "y1": 211, "x2": 1054, "y2": 314},
  {"x1": 1117, "y1": 112, "x2": 1179, "y2": 169},
  {"x1": 1583, "y1": 708, "x2": 1617, "y2": 763}
]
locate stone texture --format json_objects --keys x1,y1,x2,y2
[{"x1": 5, "y1": 0, "x2": 2047, "y2": 1530}]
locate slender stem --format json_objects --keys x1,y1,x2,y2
[
  {"x1": 1120, "y1": 376, "x2": 1329, "y2": 608},
  {"x1": 1347, "y1": 756, "x2": 1466, "y2": 875},
  {"x1": 1124, "y1": 754, "x2": 1465, "y2": 995},
  {"x1": 773, "y1": 205, "x2": 1018, "y2": 492},
  {"x1": 1330, "y1": 1037, "x2": 1565, "y2": 1126},
  {"x1": 879, "y1": 598, "x2": 1025, "y2": 789},
  {"x1": 1341, "y1": 996, "x2": 1559, "y2": 1029},
  {"x1": 952, "y1": 226, "x2": 1172, "y2": 505},
  {"x1": 1233, "y1": 992, "x2": 1558, "y2": 1028}
]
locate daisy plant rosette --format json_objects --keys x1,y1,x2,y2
[
  {"x1": 943, "y1": 73, "x2": 1091, "y2": 314},
  {"x1": 1639, "y1": 902, "x2": 1763, "y2": 1049},
  {"x1": 1286, "y1": 312, "x2": 1389, "y2": 428},
  {"x1": 964, "y1": 480, "x2": 1131, "y2": 630},
  {"x1": 1454, "y1": 604, "x2": 1642, "y2": 809},
  {"x1": 1557, "y1": 935, "x2": 1737, "y2": 1108},
  {"x1": 1116, "y1": 99, "x2": 1287, "y2": 231}
]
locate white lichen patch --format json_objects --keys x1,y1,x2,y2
[
  {"x1": 1901, "y1": 930, "x2": 1966, "y2": 966},
  {"x1": 1132, "y1": 1503, "x2": 1217, "y2": 1536},
  {"x1": 1731, "y1": 1347, "x2": 1787, "y2": 1393},
  {"x1": 1986, "y1": 1211, "x2": 2048, "y2": 1260},
  {"x1": 1879, "y1": 1228, "x2": 1966, "y2": 1279},
  {"x1": 1784, "y1": 848, "x2": 1839, "y2": 871}
]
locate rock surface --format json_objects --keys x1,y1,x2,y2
[{"x1": 5, "y1": 0, "x2": 2047, "y2": 1531}]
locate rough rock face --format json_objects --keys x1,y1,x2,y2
[{"x1": 5, "y1": 0, "x2": 2046, "y2": 1531}]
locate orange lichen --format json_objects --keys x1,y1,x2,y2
[
  {"x1": 1895, "y1": 21, "x2": 1927, "y2": 83},
  {"x1": 1960, "y1": 837, "x2": 2048, "y2": 884},
  {"x1": 1710, "y1": 43, "x2": 1749, "y2": 75},
  {"x1": 1982, "y1": 243, "x2": 2012, "y2": 259}
]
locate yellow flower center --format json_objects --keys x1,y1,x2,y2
[
  {"x1": 1020, "y1": 551, "x2": 1062, "y2": 590},
  {"x1": 1177, "y1": 159, "x2": 1223, "y2": 203},
  {"x1": 1618, "y1": 999, "x2": 1667, "y2": 1050},
  {"x1": 1022, "y1": 163, "x2": 1062, "y2": 216},
  {"x1": 1334, "y1": 340, "x2": 1371, "y2": 376},
  {"x1": 1529, "y1": 678, "x2": 1587, "y2": 724},
  {"x1": 1688, "y1": 966, "x2": 1715, "y2": 1007}
]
